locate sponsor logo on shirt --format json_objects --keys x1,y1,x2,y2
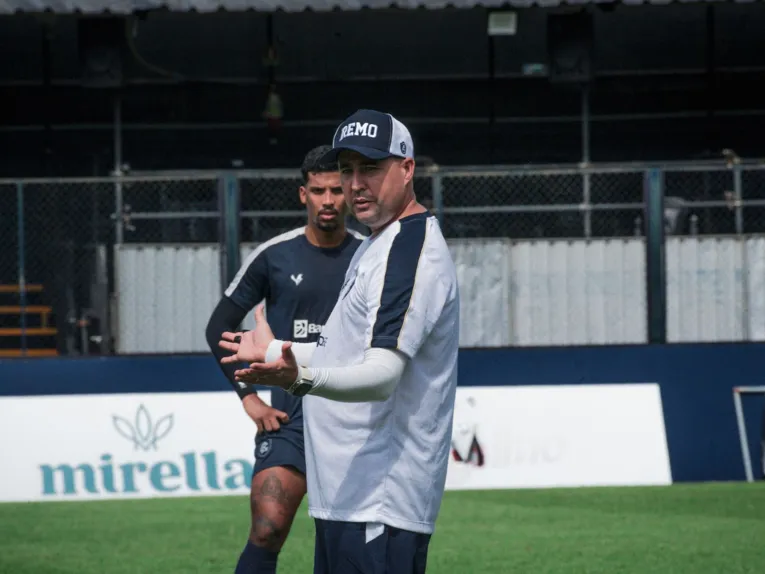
[{"x1": 293, "y1": 320, "x2": 323, "y2": 339}]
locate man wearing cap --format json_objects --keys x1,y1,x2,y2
[{"x1": 219, "y1": 110, "x2": 460, "y2": 574}]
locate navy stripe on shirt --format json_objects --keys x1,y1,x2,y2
[{"x1": 370, "y1": 213, "x2": 429, "y2": 349}]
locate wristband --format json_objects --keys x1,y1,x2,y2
[
  {"x1": 265, "y1": 339, "x2": 284, "y2": 363},
  {"x1": 235, "y1": 381, "x2": 258, "y2": 399}
]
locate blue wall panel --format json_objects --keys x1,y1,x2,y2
[
  {"x1": 2, "y1": 343, "x2": 764, "y2": 484},
  {"x1": 0, "y1": 354, "x2": 229, "y2": 397}
]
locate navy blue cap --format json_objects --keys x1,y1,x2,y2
[{"x1": 321, "y1": 109, "x2": 415, "y2": 163}]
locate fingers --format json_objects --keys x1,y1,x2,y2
[
  {"x1": 246, "y1": 360, "x2": 285, "y2": 372},
  {"x1": 281, "y1": 341, "x2": 296, "y2": 363},
  {"x1": 253, "y1": 406, "x2": 290, "y2": 435},
  {"x1": 219, "y1": 332, "x2": 242, "y2": 360},
  {"x1": 254, "y1": 304, "x2": 266, "y2": 323},
  {"x1": 241, "y1": 364, "x2": 267, "y2": 374},
  {"x1": 264, "y1": 411, "x2": 289, "y2": 432},
  {"x1": 218, "y1": 340, "x2": 239, "y2": 353},
  {"x1": 220, "y1": 353, "x2": 241, "y2": 365},
  {"x1": 240, "y1": 365, "x2": 281, "y2": 379},
  {"x1": 281, "y1": 346, "x2": 297, "y2": 368}
]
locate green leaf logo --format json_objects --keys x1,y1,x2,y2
[{"x1": 113, "y1": 404, "x2": 174, "y2": 451}]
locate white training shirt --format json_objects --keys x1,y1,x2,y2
[{"x1": 302, "y1": 211, "x2": 460, "y2": 534}]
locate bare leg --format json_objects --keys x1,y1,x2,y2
[{"x1": 249, "y1": 465, "x2": 307, "y2": 552}]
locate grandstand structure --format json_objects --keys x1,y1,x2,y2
[
  {"x1": 0, "y1": 283, "x2": 57, "y2": 357},
  {"x1": 0, "y1": 0, "x2": 764, "y2": 356}
]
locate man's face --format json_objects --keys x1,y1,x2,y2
[
  {"x1": 299, "y1": 171, "x2": 345, "y2": 232},
  {"x1": 338, "y1": 151, "x2": 415, "y2": 230}
]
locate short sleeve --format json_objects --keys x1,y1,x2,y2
[
  {"x1": 224, "y1": 247, "x2": 270, "y2": 311},
  {"x1": 366, "y1": 216, "x2": 448, "y2": 359}
]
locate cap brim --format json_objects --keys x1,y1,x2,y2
[{"x1": 320, "y1": 145, "x2": 396, "y2": 164}]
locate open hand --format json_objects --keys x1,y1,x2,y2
[
  {"x1": 234, "y1": 341, "x2": 300, "y2": 391},
  {"x1": 219, "y1": 304, "x2": 275, "y2": 364}
]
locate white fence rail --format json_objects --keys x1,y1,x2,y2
[{"x1": 114, "y1": 236, "x2": 765, "y2": 354}]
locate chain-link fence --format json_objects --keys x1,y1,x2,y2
[
  {"x1": 2, "y1": 161, "x2": 765, "y2": 358},
  {"x1": 239, "y1": 171, "x2": 306, "y2": 243},
  {"x1": 437, "y1": 164, "x2": 765, "y2": 240},
  {"x1": 119, "y1": 175, "x2": 220, "y2": 243},
  {"x1": 0, "y1": 184, "x2": 17, "y2": 288},
  {"x1": 0, "y1": 180, "x2": 118, "y2": 358},
  {"x1": 439, "y1": 169, "x2": 645, "y2": 239}
]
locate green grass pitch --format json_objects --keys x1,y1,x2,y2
[{"x1": 1, "y1": 483, "x2": 764, "y2": 573}]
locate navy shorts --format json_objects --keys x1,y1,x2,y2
[
  {"x1": 252, "y1": 421, "x2": 305, "y2": 477},
  {"x1": 313, "y1": 519, "x2": 431, "y2": 574}
]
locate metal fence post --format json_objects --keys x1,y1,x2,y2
[
  {"x1": 114, "y1": 184, "x2": 124, "y2": 244},
  {"x1": 582, "y1": 171, "x2": 592, "y2": 238},
  {"x1": 113, "y1": 93, "x2": 124, "y2": 245},
  {"x1": 644, "y1": 168, "x2": 666, "y2": 344},
  {"x1": 432, "y1": 171, "x2": 444, "y2": 227},
  {"x1": 733, "y1": 165, "x2": 743, "y2": 235},
  {"x1": 581, "y1": 83, "x2": 592, "y2": 239},
  {"x1": 734, "y1": 166, "x2": 751, "y2": 340},
  {"x1": 16, "y1": 182, "x2": 27, "y2": 356},
  {"x1": 218, "y1": 173, "x2": 241, "y2": 292}
]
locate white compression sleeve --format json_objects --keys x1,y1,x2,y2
[
  {"x1": 265, "y1": 339, "x2": 316, "y2": 365},
  {"x1": 303, "y1": 347, "x2": 408, "y2": 402}
]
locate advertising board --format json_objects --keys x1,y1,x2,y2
[
  {"x1": 447, "y1": 384, "x2": 673, "y2": 490},
  {"x1": 0, "y1": 391, "x2": 269, "y2": 502},
  {"x1": 1, "y1": 383, "x2": 672, "y2": 502}
]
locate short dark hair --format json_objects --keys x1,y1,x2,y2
[{"x1": 301, "y1": 145, "x2": 337, "y2": 183}]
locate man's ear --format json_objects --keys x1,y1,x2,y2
[
  {"x1": 299, "y1": 186, "x2": 307, "y2": 206},
  {"x1": 401, "y1": 158, "x2": 416, "y2": 185}
]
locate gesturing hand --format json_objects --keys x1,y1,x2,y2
[
  {"x1": 218, "y1": 304, "x2": 275, "y2": 365},
  {"x1": 234, "y1": 341, "x2": 300, "y2": 391}
]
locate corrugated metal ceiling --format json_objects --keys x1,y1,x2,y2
[{"x1": 0, "y1": 0, "x2": 759, "y2": 16}]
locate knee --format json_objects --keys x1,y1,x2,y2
[{"x1": 250, "y1": 515, "x2": 287, "y2": 551}]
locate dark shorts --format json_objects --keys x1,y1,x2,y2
[
  {"x1": 252, "y1": 420, "x2": 305, "y2": 477},
  {"x1": 313, "y1": 519, "x2": 431, "y2": 574}
]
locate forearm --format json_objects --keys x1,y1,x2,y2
[
  {"x1": 305, "y1": 348, "x2": 407, "y2": 402},
  {"x1": 264, "y1": 340, "x2": 407, "y2": 402},
  {"x1": 206, "y1": 298, "x2": 252, "y2": 398}
]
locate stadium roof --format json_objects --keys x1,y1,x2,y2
[{"x1": 0, "y1": 0, "x2": 760, "y2": 16}]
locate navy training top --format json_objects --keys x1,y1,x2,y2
[{"x1": 224, "y1": 226, "x2": 364, "y2": 421}]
